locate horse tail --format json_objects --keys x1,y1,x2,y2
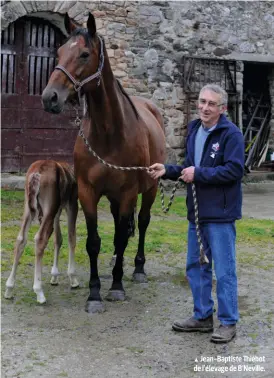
[
  {"x1": 28, "y1": 172, "x2": 41, "y2": 218},
  {"x1": 127, "y1": 206, "x2": 136, "y2": 238}
]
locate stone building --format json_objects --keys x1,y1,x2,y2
[{"x1": 1, "y1": 1, "x2": 274, "y2": 171}]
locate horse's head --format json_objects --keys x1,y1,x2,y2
[{"x1": 42, "y1": 13, "x2": 103, "y2": 114}]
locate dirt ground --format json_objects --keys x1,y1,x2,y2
[{"x1": 1, "y1": 183, "x2": 274, "y2": 378}]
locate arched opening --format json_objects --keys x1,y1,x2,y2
[{"x1": 1, "y1": 16, "x2": 77, "y2": 172}]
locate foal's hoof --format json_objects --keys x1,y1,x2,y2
[
  {"x1": 50, "y1": 276, "x2": 59, "y2": 285},
  {"x1": 105, "y1": 290, "x2": 125, "y2": 301},
  {"x1": 132, "y1": 272, "x2": 148, "y2": 283},
  {"x1": 4, "y1": 287, "x2": 14, "y2": 299},
  {"x1": 36, "y1": 295, "x2": 47, "y2": 305},
  {"x1": 70, "y1": 277, "x2": 80, "y2": 289},
  {"x1": 85, "y1": 300, "x2": 106, "y2": 314}
]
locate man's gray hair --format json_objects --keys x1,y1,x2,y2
[{"x1": 199, "y1": 84, "x2": 228, "y2": 107}]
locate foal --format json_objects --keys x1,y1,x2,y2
[{"x1": 5, "y1": 160, "x2": 79, "y2": 304}]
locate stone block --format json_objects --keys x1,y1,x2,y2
[
  {"x1": 117, "y1": 63, "x2": 127, "y2": 70},
  {"x1": 115, "y1": 8, "x2": 127, "y2": 17},
  {"x1": 54, "y1": 1, "x2": 77, "y2": 14},
  {"x1": 1, "y1": 2, "x2": 27, "y2": 29},
  {"x1": 167, "y1": 134, "x2": 185, "y2": 149},
  {"x1": 107, "y1": 49, "x2": 115, "y2": 58},
  {"x1": 153, "y1": 88, "x2": 167, "y2": 101},
  {"x1": 144, "y1": 49, "x2": 159, "y2": 68},
  {"x1": 239, "y1": 42, "x2": 256, "y2": 53},
  {"x1": 113, "y1": 70, "x2": 127, "y2": 78},
  {"x1": 107, "y1": 22, "x2": 126, "y2": 32}
]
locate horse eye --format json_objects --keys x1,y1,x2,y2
[{"x1": 80, "y1": 52, "x2": 89, "y2": 59}]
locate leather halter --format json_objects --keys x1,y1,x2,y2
[{"x1": 54, "y1": 35, "x2": 104, "y2": 93}]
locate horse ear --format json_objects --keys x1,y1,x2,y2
[
  {"x1": 87, "y1": 13, "x2": 96, "y2": 37},
  {"x1": 64, "y1": 13, "x2": 77, "y2": 35}
]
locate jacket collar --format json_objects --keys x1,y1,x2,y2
[{"x1": 191, "y1": 114, "x2": 231, "y2": 132}]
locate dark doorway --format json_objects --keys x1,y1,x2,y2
[
  {"x1": 242, "y1": 62, "x2": 271, "y2": 167},
  {"x1": 1, "y1": 17, "x2": 78, "y2": 173}
]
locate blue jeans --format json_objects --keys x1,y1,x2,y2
[{"x1": 186, "y1": 222, "x2": 239, "y2": 325}]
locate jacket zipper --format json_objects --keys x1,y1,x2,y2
[
  {"x1": 200, "y1": 133, "x2": 212, "y2": 166},
  {"x1": 223, "y1": 188, "x2": 227, "y2": 210}
]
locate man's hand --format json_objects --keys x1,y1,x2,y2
[
  {"x1": 180, "y1": 166, "x2": 195, "y2": 183},
  {"x1": 148, "y1": 163, "x2": 166, "y2": 180}
]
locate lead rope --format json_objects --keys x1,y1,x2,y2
[{"x1": 75, "y1": 110, "x2": 208, "y2": 264}]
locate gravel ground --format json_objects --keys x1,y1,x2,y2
[{"x1": 1, "y1": 183, "x2": 274, "y2": 378}]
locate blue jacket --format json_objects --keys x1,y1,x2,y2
[{"x1": 164, "y1": 114, "x2": 245, "y2": 223}]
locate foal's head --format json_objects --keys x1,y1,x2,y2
[{"x1": 42, "y1": 13, "x2": 103, "y2": 114}]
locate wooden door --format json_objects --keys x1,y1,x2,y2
[{"x1": 1, "y1": 17, "x2": 78, "y2": 172}]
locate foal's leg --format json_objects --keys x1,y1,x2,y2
[
  {"x1": 50, "y1": 209, "x2": 62, "y2": 285},
  {"x1": 133, "y1": 185, "x2": 157, "y2": 283},
  {"x1": 66, "y1": 199, "x2": 79, "y2": 288},
  {"x1": 106, "y1": 195, "x2": 137, "y2": 301},
  {"x1": 33, "y1": 214, "x2": 54, "y2": 304},
  {"x1": 5, "y1": 205, "x2": 33, "y2": 299}
]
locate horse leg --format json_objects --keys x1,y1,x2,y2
[
  {"x1": 66, "y1": 198, "x2": 79, "y2": 288},
  {"x1": 5, "y1": 204, "x2": 33, "y2": 299},
  {"x1": 33, "y1": 214, "x2": 54, "y2": 304},
  {"x1": 85, "y1": 214, "x2": 105, "y2": 313},
  {"x1": 106, "y1": 196, "x2": 137, "y2": 301},
  {"x1": 109, "y1": 198, "x2": 119, "y2": 267},
  {"x1": 50, "y1": 209, "x2": 62, "y2": 285},
  {"x1": 78, "y1": 185, "x2": 104, "y2": 313},
  {"x1": 133, "y1": 185, "x2": 157, "y2": 283},
  {"x1": 109, "y1": 198, "x2": 134, "y2": 267}
]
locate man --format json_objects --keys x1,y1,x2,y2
[{"x1": 148, "y1": 84, "x2": 245, "y2": 343}]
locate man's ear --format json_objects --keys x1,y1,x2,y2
[
  {"x1": 220, "y1": 105, "x2": 227, "y2": 114},
  {"x1": 64, "y1": 13, "x2": 77, "y2": 35},
  {"x1": 87, "y1": 13, "x2": 96, "y2": 37}
]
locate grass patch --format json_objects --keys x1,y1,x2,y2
[
  {"x1": 1, "y1": 189, "x2": 273, "y2": 281},
  {"x1": 237, "y1": 218, "x2": 274, "y2": 244}
]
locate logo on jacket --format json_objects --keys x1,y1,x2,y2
[
  {"x1": 212, "y1": 142, "x2": 220, "y2": 152},
  {"x1": 210, "y1": 142, "x2": 220, "y2": 159}
]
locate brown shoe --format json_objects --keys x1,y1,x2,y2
[
  {"x1": 172, "y1": 315, "x2": 213, "y2": 332},
  {"x1": 210, "y1": 324, "x2": 236, "y2": 343}
]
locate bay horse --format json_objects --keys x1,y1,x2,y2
[
  {"x1": 5, "y1": 160, "x2": 79, "y2": 304},
  {"x1": 42, "y1": 13, "x2": 166, "y2": 313}
]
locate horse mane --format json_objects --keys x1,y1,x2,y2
[{"x1": 116, "y1": 79, "x2": 139, "y2": 120}]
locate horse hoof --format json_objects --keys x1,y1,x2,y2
[
  {"x1": 132, "y1": 273, "x2": 148, "y2": 283},
  {"x1": 105, "y1": 290, "x2": 125, "y2": 301},
  {"x1": 4, "y1": 287, "x2": 14, "y2": 299},
  {"x1": 50, "y1": 276, "x2": 59, "y2": 285},
  {"x1": 85, "y1": 300, "x2": 106, "y2": 314},
  {"x1": 70, "y1": 277, "x2": 80, "y2": 289},
  {"x1": 37, "y1": 296, "x2": 46, "y2": 305}
]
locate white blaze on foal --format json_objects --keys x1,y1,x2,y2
[{"x1": 5, "y1": 160, "x2": 79, "y2": 304}]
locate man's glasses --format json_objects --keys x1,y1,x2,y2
[{"x1": 198, "y1": 98, "x2": 224, "y2": 108}]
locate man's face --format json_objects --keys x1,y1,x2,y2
[{"x1": 197, "y1": 89, "x2": 226, "y2": 127}]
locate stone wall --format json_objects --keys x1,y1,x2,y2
[{"x1": 1, "y1": 0, "x2": 274, "y2": 159}]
